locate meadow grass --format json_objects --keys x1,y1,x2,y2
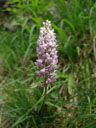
[{"x1": 0, "y1": 0, "x2": 96, "y2": 128}]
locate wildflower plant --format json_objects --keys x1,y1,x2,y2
[{"x1": 35, "y1": 20, "x2": 58, "y2": 90}]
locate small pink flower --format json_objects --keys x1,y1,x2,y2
[{"x1": 35, "y1": 20, "x2": 58, "y2": 87}]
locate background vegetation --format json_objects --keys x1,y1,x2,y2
[{"x1": 0, "y1": 0, "x2": 96, "y2": 128}]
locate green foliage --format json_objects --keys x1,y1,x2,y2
[{"x1": 0, "y1": 0, "x2": 96, "y2": 127}]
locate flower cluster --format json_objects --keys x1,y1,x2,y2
[{"x1": 35, "y1": 20, "x2": 58, "y2": 87}]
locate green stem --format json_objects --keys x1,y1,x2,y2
[
  {"x1": 39, "y1": 81, "x2": 47, "y2": 112},
  {"x1": 44, "y1": 82, "x2": 47, "y2": 101}
]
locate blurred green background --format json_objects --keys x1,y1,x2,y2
[{"x1": 0, "y1": 0, "x2": 96, "y2": 128}]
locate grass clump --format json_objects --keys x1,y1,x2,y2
[{"x1": 0, "y1": 0, "x2": 96, "y2": 128}]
